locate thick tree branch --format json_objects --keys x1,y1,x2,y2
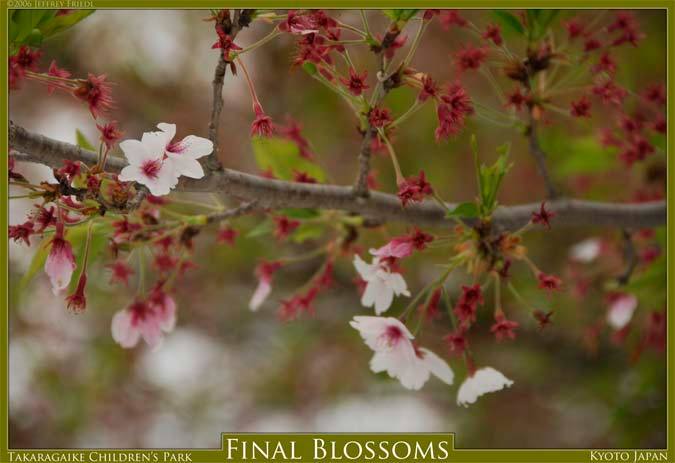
[{"x1": 9, "y1": 121, "x2": 666, "y2": 231}]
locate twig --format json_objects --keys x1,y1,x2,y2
[
  {"x1": 126, "y1": 185, "x2": 149, "y2": 211},
  {"x1": 616, "y1": 229, "x2": 638, "y2": 286},
  {"x1": 205, "y1": 9, "x2": 249, "y2": 173},
  {"x1": 528, "y1": 117, "x2": 559, "y2": 199},
  {"x1": 353, "y1": 25, "x2": 401, "y2": 198},
  {"x1": 9, "y1": 122, "x2": 666, "y2": 232},
  {"x1": 206, "y1": 200, "x2": 258, "y2": 223},
  {"x1": 353, "y1": 126, "x2": 375, "y2": 198}
]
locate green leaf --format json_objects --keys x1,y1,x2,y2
[
  {"x1": 302, "y1": 62, "x2": 317, "y2": 76},
  {"x1": 447, "y1": 202, "x2": 479, "y2": 218},
  {"x1": 492, "y1": 10, "x2": 525, "y2": 36},
  {"x1": 381, "y1": 9, "x2": 418, "y2": 23},
  {"x1": 291, "y1": 222, "x2": 325, "y2": 243},
  {"x1": 623, "y1": 256, "x2": 666, "y2": 300},
  {"x1": 8, "y1": 19, "x2": 20, "y2": 44},
  {"x1": 252, "y1": 136, "x2": 326, "y2": 182},
  {"x1": 36, "y1": 10, "x2": 57, "y2": 27},
  {"x1": 474, "y1": 142, "x2": 512, "y2": 217},
  {"x1": 26, "y1": 29, "x2": 44, "y2": 47},
  {"x1": 397, "y1": 9, "x2": 419, "y2": 22},
  {"x1": 526, "y1": 9, "x2": 560, "y2": 40},
  {"x1": 18, "y1": 239, "x2": 52, "y2": 292},
  {"x1": 12, "y1": 10, "x2": 36, "y2": 43},
  {"x1": 38, "y1": 10, "x2": 95, "y2": 38},
  {"x1": 247, "y1": 219, "x2": 273, "y2": 238},
  {"x1": 75, "y1": 129, "x2": 96, "y2": 152}
]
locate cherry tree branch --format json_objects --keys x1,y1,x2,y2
[
  {"x1": 353, "y1": 19, "x2": 401, "y2": 198},
  {"x1": 205, "y1": 9, "x2": 251, "y2": 173},
  {"x1": 9, "y1": 121, "x2": 666, "y2": 231}
]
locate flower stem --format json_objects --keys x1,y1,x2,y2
[
  {"x1": 506, "y1": 282, "x2": 538, "y2": 313},
  {"x1": 493, "y1": 272, "x2": 503, "y2": 317},
  {"x1": 402, "y1": 20, "x2": 428, "y2": 67},
  {"x1": 377, "y1": 128, "x2": 404, "y2": 184},
  {"x1": 137, "y1": 248, "x2": 147, "y2": 295},
  {"x1": 358, "y1": 11, "x2": 371, "y2": 37},
  {"x1": 236, "y1": 56, "x2": 262, "y2": 109},
  {"x1": 390, "y1": 100, "x2": 424, "y2": 128},
  {"x1": 236, "y1": 30, "x2": 282, "y2": 56}
]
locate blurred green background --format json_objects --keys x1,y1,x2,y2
[{"x1": 8, "y1": 9, "x2": 666, "y2": 449}]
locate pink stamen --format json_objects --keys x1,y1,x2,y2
[{"x1": 141, "y1": 159, "x2": 162, "y2": 179}]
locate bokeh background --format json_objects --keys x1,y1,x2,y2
[{"x1": 8, "y1": 9, "x2": 667, "y2": 449}]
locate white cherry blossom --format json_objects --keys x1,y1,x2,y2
[
  {"x1": 607, "y1": 293, "x2": 638, "y2": 330},
  {"x1": 457, "y1": 367, "x2": 513, "y2": 407},
  {"x1": 142, "y1": 123, "x2": 213, "y2": 181},
  {"x1": 118, "y1": 139, "x2": 175, "y2": 196},
  {"x1": 350, "y1": 316, "x2": 454, "y2": 390},
  {"x1": 118, "y1": 123, "x2": 213, "y2": 196},
  {"x1": 353, "y1": 255, "x2": 410, "y2": 314},
  {"x1": 569, "y1": 238, "x2": 602, "y2": 263}
]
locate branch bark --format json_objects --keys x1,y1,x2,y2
[{"x1": 9, "y1": 121, "x2": 666, "y2": 231}]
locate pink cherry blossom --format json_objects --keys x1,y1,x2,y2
[
  {"x1": 370, "y1": 229, "x2": 434, "y2": 259},
  {"x1": 250, "y1": 261, "x2": 282, "y2": 311},
  {"x1": 111, "y1": 289, "x2": 176, "y2": 349},
  {"x1": 44, "y1": 224, "x2": 76, "y2": 294}
]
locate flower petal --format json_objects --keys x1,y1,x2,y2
[
  {"x1": 44, "y1": 238, "x2": 75, "y2": 294},
  {"x1": 170, "y1": 135, "x2": 213, "y2": 159},
  {"x1": 250, "y1": 279, "x2": 272, "y2": 311},
  {"x1": 418, "y1": 347, "x2": 454, "y2": 385},
  {"x1": 373, "y1": 281, "x2": 394, "y2": 315},
  {"x1": 386, "y1": 272, "x2": 410, "y2": 297},
  {"x1": 457, "y1": 367, "x2": 513, "y2": 407},
  {"x1": 111, "y1": 310, "x2": 141, "y2": 348},
  {"x1": 157, "y1": 295, "x2": 177, "y2": 332},
  {"x1": 139, "y1": 317, "x2": 163, "y2": 349},
  {"x1": 141, "y1": 130, "x2": 171, "y2": 157},
  {"x1": 119, "y1": 139, "x2": 154, "y2": 165},
  {"x1": 353, "y1": 254, "x2": 375, "y2": 281},
  {"x1": 607, "y1": 294, "x2": 638, "y2": 330},
  {"x1": 165, "y1": 156, "x2": 205, "y2": 179},
  {"x1": 569, "y1": 238, "x2": 601, "y2": 263},
  {"x1": 157, "y1": 122, "x2": 177, "y2": 141}
]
